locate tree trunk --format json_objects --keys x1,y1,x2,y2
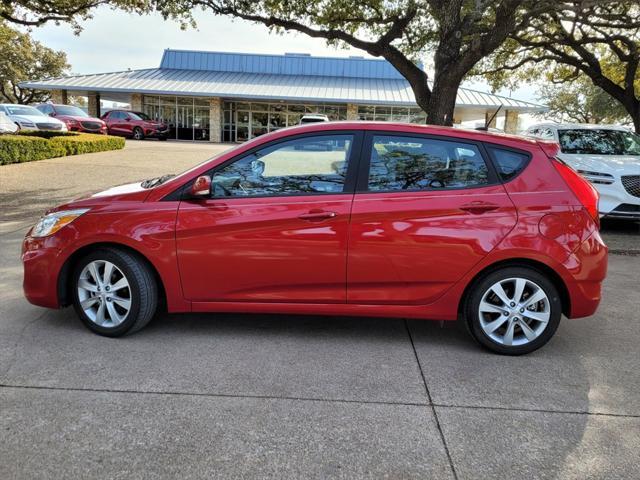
[
  {"x1": 631, "y1": 102, "x2": 640, "y2": 134},
  {"x1": 426, "y1": 75, "x2": 460, "y2": 126}
]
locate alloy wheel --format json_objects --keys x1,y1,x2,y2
[
  {"x1": 77, "y1": 260, "x2": 132, "y2": 327},
  {"x1": 478, "y1": 277, "x2": 551, "y2": 347}
]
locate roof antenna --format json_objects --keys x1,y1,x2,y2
[{"x1": 477, "y1": 105, "x2": 502, "y2": 131}]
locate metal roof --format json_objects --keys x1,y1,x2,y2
[
  {"x1": 160, "y1": 49, "x2": 407, "y2": 80},
  {"x1": 20, "y1": 50, "x2": 545, "y2": 111}
]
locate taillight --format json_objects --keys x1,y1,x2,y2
[{"x1": 551, "y1": 158, "x2": 600, "y2": 227}]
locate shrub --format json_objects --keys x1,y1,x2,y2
[{"x1": 0, "y1": 132, "x2": 125, "y2": 165}]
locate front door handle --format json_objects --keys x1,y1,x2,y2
[
  {"x1": 298, "y1": 210, "x2": 337, "y2": 221},
  {"x1": 460, "y1": 202, "x2": 500, "y2": 214}
]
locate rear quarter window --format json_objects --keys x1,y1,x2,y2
[{"x1": 486, "y1": 146, "x2": 530, "y2": 181}]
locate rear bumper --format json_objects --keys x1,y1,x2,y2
[{"x1": 563, "y1": 229, "x2": 608, "y2": 318}]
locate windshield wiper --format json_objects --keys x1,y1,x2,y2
[{"x1": 141, "y1": 174, "x2": 175, "y2": 189}]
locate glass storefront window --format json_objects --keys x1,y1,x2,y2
[{"x1": 221, "y1": 100, "x2": 348, "y2": 142}]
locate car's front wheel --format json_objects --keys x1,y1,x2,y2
[
  {"x1": 72, "y1": 248, "x2": 157, "y2": 337},
  {"x1": 465, "y1": 267, "x2": 562, "y2": 355}
]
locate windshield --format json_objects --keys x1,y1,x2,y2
[
  {"x1": 5, "y1": 105, "x2": 45, "y2": 117},
  {"x1": 134, "y1": 112, "x2": 151, "y2": 121},
  {"x1": 128, "y1": 112, "x2": 144, "y2": 121},
  {"x1": 55, "y1": 105, "x2": 89, "y2": 117},
  {"x1": 558, "y1": 129, "x2": 640, "y2": 156}
]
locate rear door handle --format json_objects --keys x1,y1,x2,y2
[
  {"x1": 460, "y1": 202, "x2": 500, "y2": 214},
  {"x1": 298, "y1": 210, "x2": 337, "y2": 221}
]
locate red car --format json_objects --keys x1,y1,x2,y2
[
  {"x1": 22, "y1": 122, "x2": 607, "y2": 354},
  {"x1": 101, "y1": 110, "x2": 170, "y2": 140},
  {"x1": 36, "y1": 104, "x2": 107, "y2": 134}
]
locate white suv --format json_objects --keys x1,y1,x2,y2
[{"x1": 524, "y1": 123, "x2": 640, "y2": 220}]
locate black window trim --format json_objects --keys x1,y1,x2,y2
[
  {"x1": 482, "y1": 141, "x2": 533, "y2": 184},
  {"x1": 164, "y1": 130, "x2": 365, "y2": 201},
  {"x1": 356, "y1": 130, "x2": 501, "y2": 194}
]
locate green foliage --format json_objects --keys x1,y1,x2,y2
[
  {"x1": 0, "y1": 132, "x2": 125, "y2": 165},
  {"x1": 474, "y1": 1, "x2": 640, "y2": 131},
  {"x1": 0, "y1": 1, "x2": 155, "y2": 32},
  {"x1": 537, "y1": 77, "x2": 631, "y2": 125},
  {"x1": 0, "y1": 22, "x2": 70, "y2": 104}
]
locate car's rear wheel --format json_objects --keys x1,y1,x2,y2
[
  {"x1": 132, "y1": 127, "x2": 144, "y2": 140},
  {"x1": 465, "y1": 267, "x2": 561, "y2": 355},
  {"x1": 72, "y1": 248, "x2": 157, "y2": 337}
]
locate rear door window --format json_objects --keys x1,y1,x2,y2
[{"x1": 365, "y1": 135, "x2": 490, "y2": 191}]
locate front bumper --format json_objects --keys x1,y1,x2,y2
[
  {"x1": 145, "y1": 128, "x2": 170, "y2": 139},
  {"x1": 596, "y1": 178, "x2": 640, "y2": 219},
  {"x1": 22, "y1": 235, "x2": 64, "y2": 309}
]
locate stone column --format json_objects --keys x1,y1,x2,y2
[
  {"x1": 209, "y1": 97, "x2": 222, "y2": 143},
  {"x1": 503, "y1": 110, "x2": 520, "y2": 134},
  {"x1": 485, "y1": 109, "x2": 499, "y2": 128},
  {"x1": 130, "y1": 93, "x2": 143, "y2": 112},
  {"x1": 50, "y1": 89, "x2": 68, "y2": 105},
  {"x1": 88, "y1": 92, "x2": 101, "y2": 118},
  {"x1": 346, "y1": 103, "x2": 359, "y2": 120}
]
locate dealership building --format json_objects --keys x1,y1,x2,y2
[{"x1": 22, "y1": 49, "x2": 545, "y2": 142}]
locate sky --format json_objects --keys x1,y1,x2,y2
[{"x1": 25, "y1": 6, "x2": 540, "y2": 107}]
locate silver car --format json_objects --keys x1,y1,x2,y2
[{"x1": 0, "y1": 104, "x2": 67, "y2": 132}]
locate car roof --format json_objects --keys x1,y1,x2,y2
[
  {"x1": 273, "y1": 121, "x2": 541, "y2": 148},
  {"x1": 527, "y1": 122, "x2": 630, "y2": 132}
]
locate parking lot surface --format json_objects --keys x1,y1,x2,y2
[{"x1": 1, "y1": 140, "x2": 639, "y2": 479}]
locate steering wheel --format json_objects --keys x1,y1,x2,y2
[{"x1": 428, "y1": 179, "x2": 446, "y2": 188}]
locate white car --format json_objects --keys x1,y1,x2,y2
[
  {"x1": 0, "y1": 104, "x2": 67, "y2": 132},
  {"x1": 299, "y1": 114, "x2": 329, "y2": 124},
  {"x1": 0, "y1": 111, "x2": 18, "y2": 134},
  {"x1": 524, "y1": 123, "x2": 640, "y2": 220}
]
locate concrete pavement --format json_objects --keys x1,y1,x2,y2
[{"x1": 1, "y1": 141, "x2": 639, "y2": 479}]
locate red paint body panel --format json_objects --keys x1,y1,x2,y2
[
  {"x1": 175, "y1": 195, "x2": 352, "y2": 302},
  {"x1": 347, "y1": 185, "x2": 517, "y2": 304},
  {"x1": 22, "y1": 122, "x2": 608, "y2": 323}
]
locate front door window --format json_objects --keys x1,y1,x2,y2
[{"x1": 209, "y1": 134, "x2": 354, "y2": 197}]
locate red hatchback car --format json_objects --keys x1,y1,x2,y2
[
  {"x1": 22, "y1": 122, "x2": 607, "y2": 354},
  {"x1": 36, "y1": 104, "x2": 107, "y2": 134},
  {"x1": 101, "y1": 110, "x2": 170, "y2": 140}
]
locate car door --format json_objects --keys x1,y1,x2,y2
[
  {"x1": 347, "y1": 132, "x2": 518, "y2": 305},
  {"x1": 175, "y1": 131, "x2": 362, "y2": 303}
]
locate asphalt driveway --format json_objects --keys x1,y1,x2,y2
[{"x1": 1, "y1": 140, "x2": 639, "y2": 479}]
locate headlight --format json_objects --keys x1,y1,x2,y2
[
  {"x1": 577, "y1": 170, "x2": 615, "y2": 185},
  {"x1": 31, "y1": 209, "x2": 89, "y2": 237}
]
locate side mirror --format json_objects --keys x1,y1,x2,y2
[{"x1": 189, "y1": 175, "x2": 211, "y2": 197}]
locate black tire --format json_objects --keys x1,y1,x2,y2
[
  {"x1": 132, "y1": 127, "x2": 144, "y2": 140},
  {"x1": 71, "y1": 248, "x2": 157, "y2": 337},
  {"x1": 464, "y1": 266, "x2": 562, "y2": 355}
]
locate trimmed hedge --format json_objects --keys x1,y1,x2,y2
[{"x1": 0, "y1": 131, "x2": 125, "y2": 165}]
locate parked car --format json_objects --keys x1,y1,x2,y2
[
  {"x1": 524, "y1": 123, "x2": 640, "y2": 220},
  {"x1": 300, "y1": 114, "x2": 329, "y2": 124},
  {"x1": 0, "y1": 104, "x2": 67, "y2": 132},
  {"x1": 0, "y1": 111, "x2": 19, "y2": 134},
  {"x1": 22, "y1": 122, "x2": 607, "y2": 354},
  {"x1": 37, "y1": 103, "x2": 107, "y2": 134},
  {"x1": 101, "y1": 110, "x2": 170, "y2": 140}
]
